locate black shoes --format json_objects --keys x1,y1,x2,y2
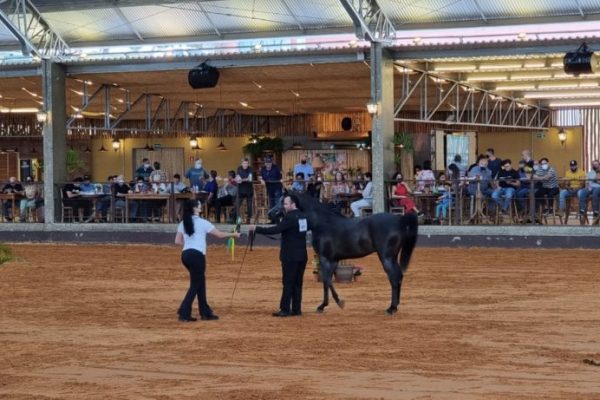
[
  {"x1": 178, "y1": 316, "x2": 197, "y2": 322},
  {"x1": 201, "y1": 315, "x2": 219, "y2": 321},
  {"x1": 271, "y1": 311, "x2": 302, "y2": 317},
  {"x1": 272, "y1": 311, "x2": 291, "y2": 317}
]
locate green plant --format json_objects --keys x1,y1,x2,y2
[
  {"x1": 66, "y1": 149, "x2": 84, "y2": 175},
  {"x1": 393, "y1": 132, "x2": 414, "y2": 152},
  {"x1": 242, "y1": 136, "x2": 284, "y2": 156},
  {"x1": 0, "y1": 244, "x2": 15, "y2": 265}
]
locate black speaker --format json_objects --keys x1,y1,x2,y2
[
  {"x1": 341, "y1": 117, "x2": 352, "y2": 131},
  {"x1": 564, "y1": 43, "x2": 594, "y2": 76},
  {"x1": 188, "y1": 63, "x2": 220, "y2": 89}
]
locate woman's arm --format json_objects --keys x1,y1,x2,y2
[
  {"x1": 209, "y1": 228, "x2": 241, "y2": 239},
  {"x1": 175, "y1": 231, "x2": 184, "y2": 245}
]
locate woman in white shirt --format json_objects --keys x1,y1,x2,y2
[{"x1": 175, "y1": 199, "x2": 240, "y2": 322}]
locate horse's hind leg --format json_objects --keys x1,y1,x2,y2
[
  {"x1": 317, "y1": 258, "x2": 334, "y2": 313},
  {"x1": 330, "y1": 283, "x2": 345, "y2": 309},
  {"x1": 382, "y1": 257, "x2": 403, "y2": 315}
]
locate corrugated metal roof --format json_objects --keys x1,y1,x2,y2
[
  {"x1": 382, "y1": 0, "x2": 483, "y2": 25},
  {"x1": 121, "y1": 3, "x2": 216, "y2": 39},
  {"x1": 44, "y1": 8, "x2": 138, "y2": 44},
  {"x1": 200, "y1": 0, "x2": 297, "y2": 33},
  {"x1": 288, "y1": 0, "x2": 352, "y2": 29},
  {"x1": 476, "y1": 0, "x2": 583, "y2": 19}
]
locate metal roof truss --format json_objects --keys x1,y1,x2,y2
[
  {"x1": 0, "y1": 0, "x2": 69, "y2": 59},
  {"x1": 394, "y1": 64, "x2": 549, "y2": 130}
]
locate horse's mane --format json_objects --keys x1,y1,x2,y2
[{"x1": 294, "y1": 192, "x2": 344, "y2": 219}]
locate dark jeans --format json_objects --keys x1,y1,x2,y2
[
  {"x1": 216, "y1": 195, "x2": 235, "y2": 222},
  {"x1": 63, "y1": 199, "x2": 93, "y2": 220},
  {"x1": 236, "y1": 192, "x2": 253, "y2": 222},
  {"x1": 535, "y1": 186, "x2": 559, "y2": 211},
  {"x1": 280, "y1": 260, "x2": 307, "y2": 314},
  {"x1": 178, "y1": 249, "x2": 213, "y2": 318},
  {"x1": 266, "y1": 185, "x2": 282, "y2": 210}
]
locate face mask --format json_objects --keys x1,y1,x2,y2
[
  {"x1": 195, "y1": 162, "x2": 202, "y2": 168},
  {"x1": 541, "y1": 164, "x2": 549, "y2": 171},
  {"x1": 301, "y1": 160, "x2": 307, "y2": 164}
]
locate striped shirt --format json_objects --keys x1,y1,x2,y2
[{"x1": 534, "y1": 166, "x2": 559, "y2": 189}]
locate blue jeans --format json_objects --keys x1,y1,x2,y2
[
  {"x1": 492, "y1": 187, "x2": 516, "y2": 212},
  {"x1": 559, "y1": 188, "x2": 578, "y2": 212},
  {"x1": 578, "y1": 187, "x2": 600, "y2": 213},
  {"x1": 515, "y1": 188, "x2": 530, "y2": 211}
]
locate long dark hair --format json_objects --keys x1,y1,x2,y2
[{"x1": 182, "y1": 199, "x2": 200, "y2": 236}]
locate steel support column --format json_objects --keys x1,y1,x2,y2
[
  {"x1": 370, "y1": 42, "x2": 394, "y2": 213},
  {"x1": 41, "y1": 60, "x2": 67, "y2": 224}
]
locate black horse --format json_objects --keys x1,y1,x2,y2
[{"x1": 270, "y1": 191, "x2": 418, "y2": 315}]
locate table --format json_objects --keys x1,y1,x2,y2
[
  {"x1": 125, "y1": 193, "x2": 171, "y2": 222},
  {"x1": 0, "y1": 192, "x2": 23, "y2": 221},
  {"x1": 336, "y1": 192, "x2": 362, "y2": 216},
  {"x1": 413, "y1": 192, "x2": 438, "y2": 222}
]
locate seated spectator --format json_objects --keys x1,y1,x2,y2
[
  {"x1": 114, "y1": 175, "x2": 138, "y2": 223},
  {"x1": 577, "y1": 159, "x2": 600, "y2": 219},
  {"x1": 391, "y1": 172, "x2": 419, "y2": 214},
  {"x1": 350, "y1": 172, "x2": 373, "y2": 217},
  {"x1": 167, "y1": 173, "x2": 188, "y2": 222},
  {"x1": 2, "y1": 176, "x2": 24, "y2": 221},
  {"x1": 203, "y1": 170, "x2": 219, "y2": 218},
  {"x1": 307, "y1": 172, "x2": 323, "y2": 199},
  {"x1": 149, "y1": 161, "x2": 168, "y2": 183},
  {"x1": 434, "y1": 187, "x2": 452, "y2": 223},
  {"x1": 290, "y1": 172, "x2": 306, "y2": 193},
  {"x1": 95, "y1": 175, "x2": 115, "y2": 222},
  {"x1": 216, "y1": 170, "x2": 237, "y2": 223},
  {"x1": 433, "y1": 172, "x2": 448, "y2": 194},
  {"x1": 559, "y1": 160, "x2": 586, "y2": 215},
  {"x1": 19, "y1": 176, "x2": 43, "y2": 222},
  {"x1": 62, "y1": 177, "x2": 93, "y2": 223},
  {"x1": 492, "y1": 159, "x2": 520, "y2": 215},
  {"x1": 515, "y1": 160, "x2": 533, "y2": 214},
  {"x1": 79, "y1": 175, "x2": 96, "y2": 194},
  {"x1": 415, "y1": 160, "x2": 435, "y2": 192},
  {"x1": 533, "y1": 157, "x2": 559, "y2": 215},
  {"x1": 467, "y1": 155, "x2": 494, "y2": 213}
]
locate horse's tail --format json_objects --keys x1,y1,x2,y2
[{"x1": 398, "y1": 212, "x2": 418, "y2": 273}]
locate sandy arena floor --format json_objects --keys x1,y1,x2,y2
[{"x1": 1, "y1": 243, "x2": 600, "y2": 399}]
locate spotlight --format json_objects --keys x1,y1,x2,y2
[{"x1": 564, "y1": 43, "x2": 595, "y2": 76}]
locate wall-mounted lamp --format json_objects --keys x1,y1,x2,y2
[
  {"x1": 189, "y1": 137, "x2": 198, "y2": 148},
  {"x1": 558, "y1": 128, "x2": 567, "y2": 146},
  {"x1": 112, "y1": 138, "x2": 121, "y2": 151},
  {"x1": 36, "y1": 110, "x2": 47, "y2": 123},
  {"x1": 366, "y1": 101, "x2": 379, "y2": 115}
]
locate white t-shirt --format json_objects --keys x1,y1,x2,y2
[{"x1": 177, "y1": 216, "x2": 215, "y2": 255}]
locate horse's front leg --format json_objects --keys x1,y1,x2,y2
[
  {"x1": 316, "y1": 258, "x2": 333, "y2": 313},
  {"x1": 383, "y1": 258, "x2": 403, "y2": 315}
]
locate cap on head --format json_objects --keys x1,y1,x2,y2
[{"x1": 569, "y1": 160, "x2": 577, "y2": 167}]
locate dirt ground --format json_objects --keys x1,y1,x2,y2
[{"x1": 1, "y1": 243, "x2": 600, "y2": 399}]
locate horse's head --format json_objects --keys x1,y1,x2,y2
[{"x1": 267, "y1": 192, "x2": 286, "y2": 222}]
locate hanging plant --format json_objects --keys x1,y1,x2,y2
[
  {"x1": 393, "y1": 132, "x2": 414, "y2": 152},
  {"x1": 242, "y1": 136, "x2": 284, "y2": 156},
  {"x1": 66, "y1": 149, "x2": 84, "y2": 176}
]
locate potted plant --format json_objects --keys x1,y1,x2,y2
[
  {"x1": 393, "y1": 132, "x2": 415, "y2": 179},
  {"x1": 242, "y1": 136, "x2": 284, "y2": 158}
]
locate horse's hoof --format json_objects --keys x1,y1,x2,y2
[
  {"x1": 316, "y1": 307, "x2": 324, "y2": 313},
  {"x1": 385, "y1": 307, "x2": 398, "y2": 315},
  {"x1": 336, "y1": 299, "x2": 345, "y2": 309}
]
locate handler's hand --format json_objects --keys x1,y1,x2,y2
[{"x1": 232, "y1": 232, "x2": 241, "y2": 238}]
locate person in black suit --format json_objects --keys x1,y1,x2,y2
[{"x1": 248, "y1": 193, "x2": 309, "y2": 317}]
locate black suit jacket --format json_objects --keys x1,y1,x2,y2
[{"x1": 255, "y1": 209, "x2": 308, "y2": 262}]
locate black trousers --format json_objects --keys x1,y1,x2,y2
[
  {"x1": 179, "y1": 249, "x2": 213, "y2": 318},
  {"x1": 236, "y1": 192, "x2": 253, "y2": 222},
  {"x1": 280, "y1": 260, "x2": 307, "y2": 314}
]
